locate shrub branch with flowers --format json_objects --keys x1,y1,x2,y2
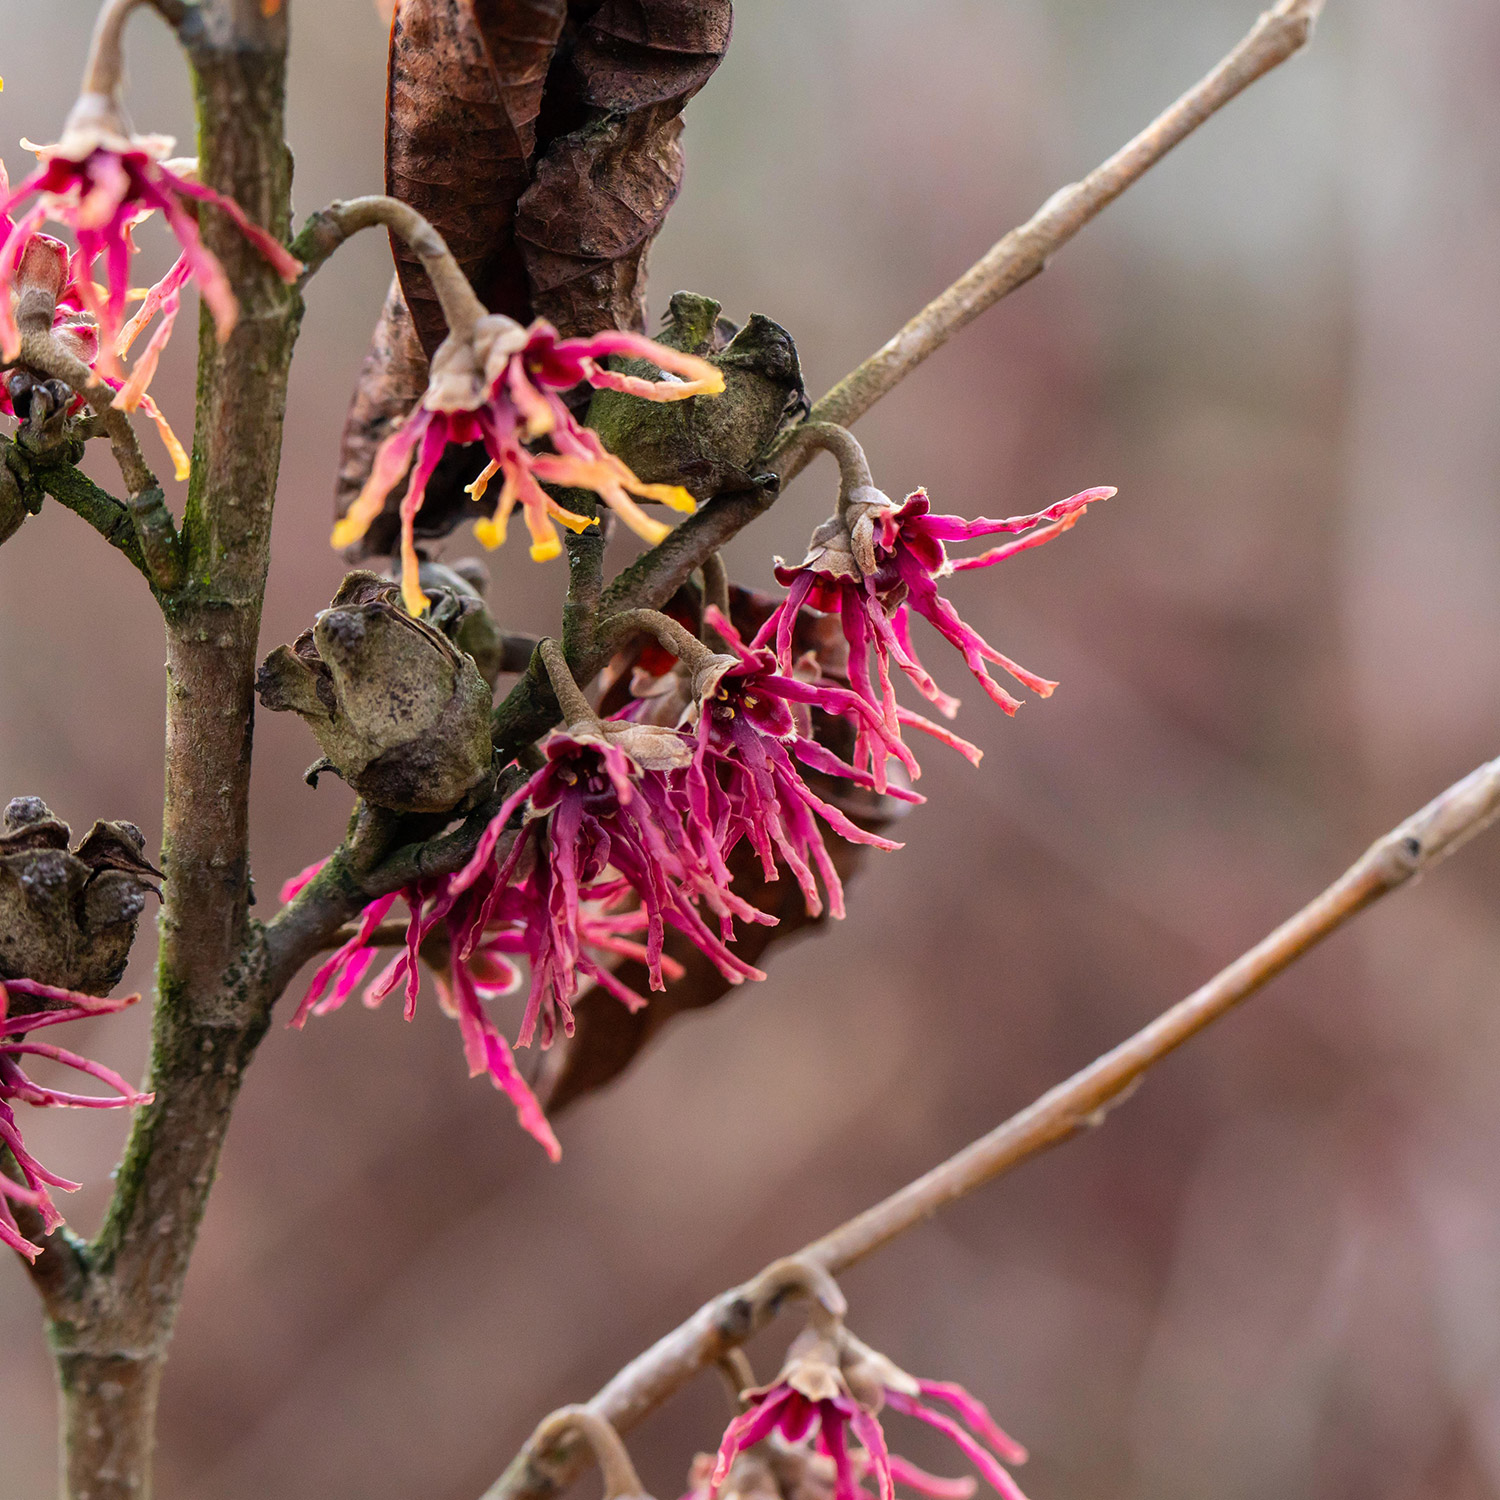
[{"x1": 6, "y1": 3, "x2": 1497, "y2": 1500}]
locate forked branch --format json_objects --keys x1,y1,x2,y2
[{"x1": 485, "y1": 752, "x2": 1500, "y2": 1500}]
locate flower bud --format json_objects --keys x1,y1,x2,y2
[
  {"x1": 256, "y1": 571, "x2": 494, "y2": 814},
  {"x1": 0, "y1": 797, "x2": 160, "y2": 998},
  {"x1": 12, "y1": 233, "x2": 70, "y2": 335}
]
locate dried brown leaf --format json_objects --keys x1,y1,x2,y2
[
  {"x1": 386, "y1": 0, "x2": 567, "y2": 354},
  {"x1": 516, "y1": 0, "x2": 733, "y2": 334}
]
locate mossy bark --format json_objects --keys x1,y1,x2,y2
[{"x1": 37, "y1": 6, "x2": 303, "y2": 1495}]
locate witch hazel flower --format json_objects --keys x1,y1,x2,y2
[
  {"x1": 0, "y1": 977, "x2": 151, "y2": 1261},
  {"x1": 758, "y1": 424, "x2": 1112, "y2": 778},
  {"x1": 693, "y1": 1438, "x2": 978, "y2": 1500},
  {"x1": 712, "y1": 1261, "x2": 1028, "y2": 1500},
  {"x1": 0, "y1": 0, "x2": 301, "y2": 378},
  {"x1": 450, "y1": 640, "x2": 766, "y2": 1042},
  {"x1": 623, "y1": 606, "x2": 911, "y2": 921},
  {"x1": 333, "y1": 297, "x2": 723, "y2": 615},
  {"x1": 0, "y1": 132, "x2": 292, "y2": 380}
]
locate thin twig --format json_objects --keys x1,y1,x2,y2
[
  {"x1": 595, "y1": 0, "x2": 1324, "y2": 633},
  {"x1": 539, "y1": 638, "x2": 597, "y2": 729},
  {"x1": 289, "y1": 196, "x2": 486, "y2": 332},
  {"x1": 777, "y1": 0, "x2": 1325, "y2": 484},
  {"x1": 483, "y1": 752, "x2": 1500, "y2": 1500},
  {"x1": 770, "y1": 422, "x2": 874, "y2": 496},
  {"x1": 524, "y1": 1409, "x2": 645, "y2": 1500},
  {"x1": 80, "y1": 0, "x2": 148, "y2": 99},
  {"x1": 600, "y1": 608, "x2": 720, "y2": 673}
]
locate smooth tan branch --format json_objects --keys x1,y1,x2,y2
[
  {"x1": 483, "y1": 750, "x2": 1500, "y2": 1500},
  {"x1": 291, "y1": 195, "x2": 487, "y2": 333},
  {"x1": 780, "y1": 0, "x2": 1325, "y2": 485}
]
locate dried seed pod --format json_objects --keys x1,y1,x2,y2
[
  {"x1": 585, "y1": 293, "x2": 806, "y2": 501},
  {"x1": 256, "y1": 571, "x2": 495, "y2": 814},
  {"x1": 0, "y1": 797, "x2": 160, "y2": 998}
]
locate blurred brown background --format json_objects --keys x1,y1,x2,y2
[{"x1": 5, "y1": 1, "x2": 1500, "y2": 1496}]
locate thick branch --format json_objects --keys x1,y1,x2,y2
[
  {"x1": 484, "y1": 752, "x2": 1500, "y2": 1500},
  {"x1": 48, "y1": 5, "x2": 301, "y2": 1496},
  {"x1": 780, "y1": 0, "x2": 1324, "y2": 483}
]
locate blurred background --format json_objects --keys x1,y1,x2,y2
[{"x1": 4, "y1": 1, "x2": 1500, "y2": 1496}]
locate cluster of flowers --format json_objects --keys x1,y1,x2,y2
[
  {"x1": 0, "y1": 978, "x2": 149, "y2": 1261},
  {"x1": 293, "y1": 471, "x2": 1111, "y2": 1157},
  {"x1": 0, "y1": 95, "x2": 301, "y2": 475}
]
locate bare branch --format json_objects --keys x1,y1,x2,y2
[
  {"x1": 780, "y1": 0, "x2": 1325, "y2": 483},
  {"x1": 599, "y1": 1, "x2": 1326, "y2": 630},
  {"x1": 290, "y1": 196, "x2": 487, "y2": 332},
  {"x1": 484, "y1": 751, "x2": 1500, "y2": 1500}
]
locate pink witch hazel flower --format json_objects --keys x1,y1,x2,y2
[
  {"x1": 688, "y1": 1440, "x2": 979, "y2": 1500},
  {"x1": 333, "y1": 304, "x2": 724, "y2": 616},
  {"x1": 450, "y1": 639, "x2": 766, "y2": 1048},
  {"x1": 0, "y1": 2, "x2": 301, "y2": 380},
  {"x1": 0, "y1": 977, "x2": 151, "y2": 1261},
  {"x1": 756, "y1": 425, "x2": 1112, "y2": 782},
  {"x1": 626, "y1": 606, "x2": 913, "y2": 922},
  {"x1": 711, "y1": 1261, "x2": 1029, "y2": 1500},
  {"x1": 278, "y1": 719, "x2": 703, "y2": 1160}
]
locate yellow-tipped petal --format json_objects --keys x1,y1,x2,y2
[
  {"x1": 624, "y1": 478, "x2": 696, "y2": 514},
  {"x1": 401, "y1": 565, "x2": 428, "y2": 617},
  {"x1": 473, "y1": 472, "x2": 519, "y2": 549},
  {"x1": 473, "y1": 514, "x2": 508, "y2": 549},
  {"x1": 581, "y1": 337, "x2": 725, "y2": 400},
  {"x1": 608, "y1": 498, "x2": 670, "y2": 546},
  {"x1": 554, "y1": 508, "x2": 600, "y2": 536},
  {"x1": 332, "y1": 423, "x2": 421, "y2": 548},
  {"x1": 138, "y1": 395, "x2": 190, "y2": 481},
  {"x1": 528, "y1": 535, "x2": 563, "y2": 562},
  {"x1": 399, "y1": 529, "x2": 427, "y2": 617},
  {"x1": 331, "y1": 495, "x2": 382, "y2": 549}
]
